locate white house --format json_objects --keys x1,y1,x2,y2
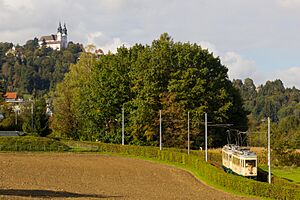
[{"x1": 38, "y1": 22, "x2": 68, "y2": 50}]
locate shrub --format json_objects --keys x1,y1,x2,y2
[{"x1": 0, "y1": 136, "x2": 69, "y2": 151}]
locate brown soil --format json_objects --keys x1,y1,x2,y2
[{"x1": 0, "y1": 153, "x2": 255, "y2": 200}]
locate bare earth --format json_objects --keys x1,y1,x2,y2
[{"x1": 0, "y1": 153, "x2": 255, "y2": 200}]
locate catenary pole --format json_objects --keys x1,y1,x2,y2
[
  {"x1": 15, "y1": 110, "x2": 17, "y2": 126},
  {"x1": 188, "y1": 111, "x2": 190, "y2": 155},
  {"x1": 205, "y1": 113, "x2": 208, "y2": 162},
  {"x1": 31, "y1": 102, "x2": 34, "y2": 131},
  {"x1": 122, "y1": 107, "x2": 124, "y2": 145},
  {"x1": 268, "y1": 117, "x2": 271, "y2": 184},
  {"x1": 160, "y1": 110, "x2": 162, "y2": 151}
]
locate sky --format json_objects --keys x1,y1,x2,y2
[{"x1": 0, "y1": 0, "x2": 300, "y2": 88}]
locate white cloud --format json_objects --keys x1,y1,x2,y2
[
  {"x1": 221, "y1": 52, "x2": 258, "y2": 81},
  {"x1": 198, "y1": 42, "x2": 268, "y2": 86},
  {"x1": 87, "y1": 31, "x2": 130, "y2": 53},
  {"x1": 273, "y1": 67, "x2": 300, "y2": 88},
  {"x1": 198, "y1": 41, "x2": 268, "y2": 85},
  {"x1": 3, "y1": 0, "x2": 35, "y2": 10},
  {"x1": 199, "y1": 41, "x2": 218, "y2": 56},
  {"x1": 277, "y1": 0, "x2": 300, "y2": 8}
]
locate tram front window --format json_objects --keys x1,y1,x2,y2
[{"x1": 245, "y1": 160, "x2": 256, "y2": 167}]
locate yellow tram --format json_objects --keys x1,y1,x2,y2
[{"x1": 222, "y1": 144, "x2": 257, "y2": 178}]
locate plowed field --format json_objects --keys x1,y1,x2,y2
[{"x1": 0, "y1": 153, "x2": 255, "y2": 199}]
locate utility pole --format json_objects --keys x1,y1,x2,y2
[
  {"x1": 188, "y1": 111, "x2": 190, "y2": 155},
  {"x1": 160, "y1": 110, "x2": 162, "y2": 151},
  {"x1": 205, "y1": 113, "x2": 208, "y2": 162},
  {"x1": 122, "y1": 107, "x2": 124, "y2": 145},
  {"x1": 268, "y1": 117, "x2": 271, "y2": 184},
  {"x1": 31, "y1": 102, "x2": 34, "y2": 131},
  {"x1": 15, "y1": 109, "x2": 18, "y2": 126}
]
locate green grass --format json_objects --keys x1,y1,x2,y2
[
  {"x1": 260, "y1": 165, "x2": 300, "y2": 184},
  {"x1": 93, "y1": 151, "x2": 263, "y2": 199}
]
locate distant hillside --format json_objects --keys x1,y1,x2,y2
[
  {"x1": 0, "y1": 39, "x2": 84, "y2": 97},
  {"x1": 233, "y1": 78, "x2": 300, "y2": 151},
  {"x1": 233, "y1": 78, "x2": 300, "y2": 122}
]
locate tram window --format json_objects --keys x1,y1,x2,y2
[
  {"x1": 245, "y1": 160, "x2": 256, "y2": 167},
  {"x1": 233, "y1": 157, "x2": 239, "y2": 165}
]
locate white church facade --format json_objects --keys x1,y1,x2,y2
[{"x1": 39, "y1": 22, "x2": 68, "y2": 50}]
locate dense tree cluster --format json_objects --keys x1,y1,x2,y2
[
  {"x1": 51, "y1": 34, "x2": 248, "y2": 148},
  {"x1": 233, "y1": 78, "x2": 300, "y2": 122},
  {"x1": 233, "y1": 78, "x2": 300, "y2": 164},
  {"x1": 0, "y1": 39, "x2": 84, "y2": 96}
]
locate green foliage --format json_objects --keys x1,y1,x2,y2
[
  {"x1": 0, "y1": 136, "x2": 69, "y2": 151},
  {"x1": 0, "y1": 104, "x2": 22, "y2": 131},
  {"x1": 0, "y1": 40, "x2": 83, "y2": 96},
  {"x1": 79, "y1": 47, "x2": 131, "y2": 141},
  {"x1": 0, "y1": 79, "x2": 5, "y2": 103},
  {"x1": 234, "y1": 78, "x2": 300, "y2": 165},
  {"x1": 50, "y1": 53, "x2": 95, "y2": 140},
  {"x1": 22, "y1": 98, "x2": 50, "y2": 136},
  {"x1": 234, "y1": 78, "x2": 300, "y2": 123},
  {"x1": 51, "y1": 34, "x2": 248, "y2": 147}
]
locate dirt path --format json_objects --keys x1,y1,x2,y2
[{"x1": 0, "y1": 153, "x2": 255, "y2": 200}]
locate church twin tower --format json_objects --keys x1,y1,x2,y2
[{"x1": 39, "y1": 22, "x2": 68, "y2": 50}]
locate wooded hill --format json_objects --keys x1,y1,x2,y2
[
  {"x1": 233, "y1": 78, "x2": 300, "y2": 161},
  {"x1": 0, "y1": 38, "x2": 83, "y2": 97},
  {"x1": 233, "y1": 78, "x2": 300, "y2": 122}
]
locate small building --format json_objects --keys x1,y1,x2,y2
[
  {"x1": 4, "y1": 92, "x2": 23, "y2": 103},
  {"x1": 38, "y1": 22, "x2": 68, "y2": 51}
]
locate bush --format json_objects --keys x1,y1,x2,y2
[{"x1": 0, "y1": 136, "x2": 70, "y2": 151}]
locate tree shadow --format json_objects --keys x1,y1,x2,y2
[{"x1": 0, "y1": 189, "x2": 122, "y2": 199}]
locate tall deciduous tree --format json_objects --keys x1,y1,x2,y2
[
  {"x1": 50, "y1": 53, "x2": 95, "y2": 139},
  {"x1": 79, "y1": 47, "x2": 131, "y2": 142}
]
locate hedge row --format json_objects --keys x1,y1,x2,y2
[
  {"x1": 91, "y1": 142, "x2": 299, "y2": 200},
  {"x1": 0, "y1": 136, "x2": 70, "y2": 151}
]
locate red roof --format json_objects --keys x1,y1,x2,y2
[{"x1": 4, "y1": 92, "x2": 17, "y2": 99}]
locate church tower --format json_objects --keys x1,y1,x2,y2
[
  {"x1": 61, "y1": 23, "x2": 68, "y2": 49},
  {"x1": 38, "y1": 21, "x2": 68, "y2": 50},
  {"x1": 57, "y1": 22, "x2": 63, "y2": 42}
]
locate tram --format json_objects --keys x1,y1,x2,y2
[{"x1": 222, "y1": 144, "x2": 257, "y2": 178}]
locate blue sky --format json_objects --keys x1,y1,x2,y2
[{"x1": 0, "y1": 0, "x2": 299, "y2": 88}]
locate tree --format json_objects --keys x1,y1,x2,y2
[
  {"x1": 160, "y1": 92, "x2": 186, "y2": 148},
  {"x1": 79, "y1": 47, "x2": 131, "y2": 142},
  {"x1": 22, "y1": 99, "x2": 49, "y2": 136},
  {"x1": 0, "y1": 79, "x2": 5, "y2": 103},
  {"x1": 50, "y1": 53, "x2": 95, "y2": 139}
]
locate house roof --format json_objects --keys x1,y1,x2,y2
[
  {"x1": 95, "y1": 49, "x2": 104, "y2": 55},
  {"x1": 39, "y1": 34, "x2": 57, "y2": 41},
  {"x1": 4, "y1": 92, "x2": 17, "y2": 99}
]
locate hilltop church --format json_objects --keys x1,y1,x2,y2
[{"x1": 39, "y1": 22, "x2": 68, "y2": 50}]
